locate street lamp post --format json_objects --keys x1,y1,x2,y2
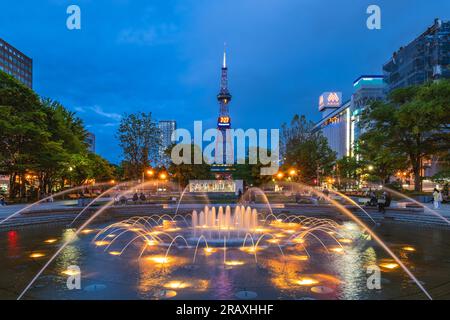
[
  {"x1": 289, "y1": 168, "x2": 297, "y2": 193},
  {"x1": 142, "y1": 168, "x2": 154, "y2": 190}
]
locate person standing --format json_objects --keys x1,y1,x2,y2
[
  {"x1": 378, "y1": 192, "x2": 387, "y2": 214},
  {"x1": 433, "y1": 188, "x2": 442, "y2": 209}
]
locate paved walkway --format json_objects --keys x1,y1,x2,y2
[
  {"x1": 0, "y1": 200, "x2": 77, "y2": 219},
  {"x1": 1, "y1": 198, "x2": 449, "y2": 220},
  {"x1": 390, "y1": 200, "x2": 450, "y2": 217}
]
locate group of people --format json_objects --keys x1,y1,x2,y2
[
  {"x1": 0, "y1": 195, "x2": 6, "y2": 206},
  {"x1": 113, "y1": 192, "x2": 148, "y2": 205},
  {"x1": 367, "y1": 189, "x2": 392, "y2": 213}
]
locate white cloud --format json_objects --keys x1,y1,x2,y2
[
  {"x1": 117, "y1": 23, "x2": 178, "y2": 46},
  {"x1": 90, "y1": 105, "x2": 122, "y2": 121}
]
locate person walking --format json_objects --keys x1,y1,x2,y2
[{"x1": 433, "y1": 188, "x2": 442, "y2": 209}]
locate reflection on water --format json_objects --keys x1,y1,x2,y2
[{"x1": 1, "y1": 219, "x2": 450, "y2": 300}]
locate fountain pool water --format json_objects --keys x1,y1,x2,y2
[
  {"x1": 2, "y1": 207, "x2": 450, "y2": 300},
  {"x1": 94, "y1": 205, "x2": 345, "y2": 253}
]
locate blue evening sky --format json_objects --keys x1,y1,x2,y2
[{"x1": 1, "y1": 0, "x2": 448, "y2": 163}]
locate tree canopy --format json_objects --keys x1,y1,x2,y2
[
  {"x1": 359, "y1": 80, "x2": 450, "y2": 191},
  {"x1": 281, "y1": 114, "x2": 336, "y2": 184},
  {"x1": 116, "y1": 112, "x2": 161, "y2": 180},
  {"x1": 0, "y1": 71, "x2": 115, "y2": 200}
]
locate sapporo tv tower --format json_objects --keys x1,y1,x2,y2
[{"x1": 212, "y1": 45, "x2": 234, "y2": 179}]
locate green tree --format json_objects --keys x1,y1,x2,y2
[
  {"x1": 116, "y1": 112, "x2": 161, "y2": 180},
  {"x1": 281, "y1": 115, "x2": 336, "y2": 184},
  {"x1": 88, "y1": 153, "x2": 115, "y2": 182},
  {"x1": 232, "y1": 147, "x2": 273, "y2": 186},
  {"x1": 166, "y1": 143, "x2": 212, "y2": 187},
  {"x1": 356, "y1": 132, "x2": 408, "y2": 184},
  {"x1": 38, "y1": 98, "x2": 88, "y2": 193},
  {"x1": 359, "y1": 80, "x2": 450, "y2": 191},
  {"x1": 0, "y1": 72, "x2": 49, "y2": 199},
  {"x1": 0, "y1": 71, "x2": 114, "y2": 200},
  {"x1": 334, "y1": 156, "x2": 360, "y2": 190}
]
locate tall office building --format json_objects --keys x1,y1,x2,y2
[
  {"x1": 384, "y1": 19, "x2": 449, "y2": 179},
  {"x1": 0, "y1": 38, "x2": 33, "y2": 88},
  {"x1": 350, "y1": 75, "x2": 386, "y2": 158},
  {"x1": 313, "y1": 76, "x2": 386, "y2": 159},
  {"x1": 85, "y1": 132, "x2": 96, "y2": 153},
  {"x1": 158, "y1": 120, "x2": 177, "y2": 167},
  {"x1": 383, "y1": 18, "x2": 449, "y2": 92},
  {"x1": 314, "y1": 92, "x2": 350, "y2": 159}
]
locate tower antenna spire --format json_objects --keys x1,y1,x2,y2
[{"x1": 223, "y1": 42, "x2": 227, "y2": 69}]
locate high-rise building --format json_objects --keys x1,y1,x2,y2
[
  {"x1": 158, "y1": 120, "x2": 176, "y2": 167},
  {"x1": 350, "y1": 75, "x2": 386, "y2": 158},
  {"x1": 85, "y1": 132, "x2": 96, "y2": 153},
  {"x1": 212, "y1": 47, "x2": 234, "y2": 178},
  {"x1": 384, "y1": 18, "x2": 449, "y2": 180},
  {"x1": 313, "y1": 76, "x2": 386, "y2": 159},
  {"x1": 383, "y1": 18, "x2": 449, "y2": 92},
  {"x1": 313, "y1": 92, "x2": 350, "y2": 159},
  {"x1": 0, "y1": 38, "x2": 33, "y2": 88}
]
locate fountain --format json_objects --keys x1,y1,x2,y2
[{"x1": 8, "y1": 181, "x2": 446, "y2": 300}]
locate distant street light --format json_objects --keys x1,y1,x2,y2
[
  {"x1": 142, "y1": 167, "x2": 154, "y2": 186},
  {"x1": 289, "y1": 169, "x2": 297, "y2": 176},
  {"x1": 159, "y1": 172, "x2": 167, "y2": 180},
  {"x1": 276, "y1": 172, "x2": 284, "y2": 179},
  {"x1": 368, "y1": 165, "x2": 374, "y2": 171}
]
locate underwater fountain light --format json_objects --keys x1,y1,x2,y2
[
  {"x1": 224, "y1": 260, "x2": 245, "y2": 266},
  {"x1": 294, "y1": 277, "x2": 319, "y2": 286},
  {"x1": 292, "y1": 238, "x2": 305, "y2": 244},
  {"x1": 145, "y1": 240, "x2": 158, "y2": 246},
  {"x1": 379, "y1": 262, "x2": 400, "y2": 270},
  {"x1": 290, "y1": 255, "x2": 309, "y2": 261},
  {"x1": 108, "y1": 251, "x2": 121, "y2": 256},
  {"x1": 44, "y1": 239, "x2": 57, "y2": 244},
  {"x1": 146, "y1": 255, "x2": 171, "y2": 265},
  {"x1": 29, "y1": 253, "x2": 45, "y2": 258},
  {"x1": 203, "y1": 248, "x2": 217, "y2": 255},
  {"x1": 81, "y1": 229, "x2": 95, "y2": 234},
  {"x1": 164, "y1": 281, "x2": 190, "y2": 289},
  {"x1": 330, "y1": 247, "x2": 344, "y2": 254},
  {"x1": 61, "y1": 269, "x2": 81, "y2": 276},
  {"x1": 94, "y1": 240, "x2": 109, "y2": 246},
  {"x1": 402, "y1": 246, "x2": 416, "y2": 252},
  {"x1": 239, "y1": 246, "x2": 259, "y2": 254}
]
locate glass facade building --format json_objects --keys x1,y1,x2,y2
[
  {"x1": 0, "y1": 38, "x2": 32, "y2": 88},
  {"x1": 85, "y1": 132, "x2": 96, "y2": 153},
  {"x1": 313, "y1": 76, "x2": 386, "y2": 160},
  {"x1": 383, "y1": 19, "x2": 450, "y2": 92},
  {"x1": 158, "y1": 120, "x2": 177, "y2": 167},
  {"x1": 350, "y1": 75, "x2": 386, "y2": 158}
]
